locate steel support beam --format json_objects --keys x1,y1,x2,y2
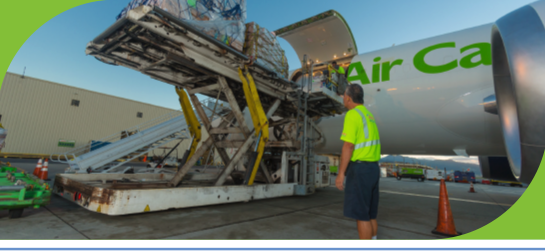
[
  {"x1": 217, "y1": 76, "x2": 251, "y2": 138},
  {"x1": 215, "y1": 140, "x2": 245, "y2": 148},
  {"x1": 168, "y1": 111, "x2": 235, "y2": 187},
  {"x1": 214, "y1": 135, "x2": 257, "y2": 186},
  {"x1": 168, "y1": 138, "x2": 213, "y2": 187},
  {"x1": 266, "y1": 99, "x2": 282, "y2": 119},
  {"x1": 209, "y1": 128, "x2": 243, "y2": 134},
  {"x1": 260, "y1": 161, "x2": 274, "y2": 184},
  {"x1": 188, "y1": 83, "x2": 220, "y2": 95}
]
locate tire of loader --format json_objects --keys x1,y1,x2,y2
[
  {"x1": 8, "y1": 208, "x2": 24, "y2": 219},
  {"x1": 396, "y1": 176, "x2": 402, "y2": 180},
  {"x1": 233, "y1": 177, "x2": 244, "y2": 185}
]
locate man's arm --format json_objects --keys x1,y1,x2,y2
[
  {"x1": 336, "y1": 141, "x2": 354, "y2": 191},
  {"x1": 339, "y1": 141, "x2": 355, "y2": 176}
]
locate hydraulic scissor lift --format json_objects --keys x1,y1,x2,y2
[{"x1": 53, "y1": 6, "x2": 350, "y2": 215}]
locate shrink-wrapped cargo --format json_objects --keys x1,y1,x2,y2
[
  {"x1": 243, "y1": 22, "x2": 289, "y2": 79},
  {"x1": 117, "y1": 0, "x2": 246, "y2": 51},
  {"x1": 117, "y1": 0, "x2": 246, "y2": 21},
  {"x1": 186, "y1": 20, "x2": 246, "y2": 51}
]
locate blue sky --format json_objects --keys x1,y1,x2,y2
[
  {"x1": 7, "y1": 0, "x2": 535, "y2": 110},
  {"x1": 4, "y1": 0, "x2": 535, "y2": 163}
]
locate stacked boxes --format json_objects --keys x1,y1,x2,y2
[
  {"x1": 243, "y1": 22, "x2": 289, "y2": 80},
  {"x1": 116, "y1": 0, "x2": 290, "y2": 79},
  {"x1": 117, "y1": 0, "x2": 246, "y2": 22},
  {"x1": 184, "y1": 20, "x2": 245, "y2": 52},
  {"x1": 117, "y1": 0, "x2": 246, "y2": 51}
]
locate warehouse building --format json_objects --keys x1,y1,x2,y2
[{"x1": 0, "y1": 72, "x2": 210, "y2": 161}]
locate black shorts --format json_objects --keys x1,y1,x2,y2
[{"x1": 343, "y1": 161, "x2": 380, "y2": 221}]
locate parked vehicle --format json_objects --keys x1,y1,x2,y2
[
  {"x1": 425, "y1": 169, "x2": 444, "y2": 180},
  {"x1": 0, "y1": 166, "x2": 51, "y2": 218},
  {"x1": 453, "y1": 171, "x2": 475, "y2": 183},
  {"x1": 396, "y1": 167, "x2": 425, "y2": 182}
]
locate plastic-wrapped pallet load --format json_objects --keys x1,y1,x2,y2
[
  {"x1": 184, "y1": 20, "x2": 245, "y2": 51},
  {"x1": 117, "y1": 0, "x2": 246, "y2": 22},
  {"x1": 243, "y1": 22, "x2": 289, "y2": 80},
  {"x1": 117, "y1": 0, "x2": 246, "y2": 51}
]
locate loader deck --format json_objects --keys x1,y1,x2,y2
[
  {"x1": 53, "y1": 173, "x2": 295, "y2": 216},
  {"x1": 85, "y1": 5, "x2": 347, "y2": 118},
  {"x1": 55, "y1": 5, "x2": 339, "y2": 216}
]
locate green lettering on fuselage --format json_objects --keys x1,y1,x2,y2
[
  {"x1": 414, "y1": 42, "x2": 458, "y2": 74},
  {"x1": 347, "y1": 62, "x2": 371, "y2": 84},
  {"x1": 459, "y1": 43, "x2": 492, "y2": 69},
  {"x1": 346, "y1": 42, "x2": 492, "y2": 84},
  {"x1": 347, "y1": 59, "x2": 404, "y2": 84},
  {"x1": 382, "y1": 59, "x2": 403, "y2": 82},
  {"x1": 413, "y1": 42, "x2": 492, "y2": 74}
]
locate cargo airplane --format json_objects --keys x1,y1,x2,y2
[{"x1": 277, "y1": 1, "x2": 545, "y2": 184}]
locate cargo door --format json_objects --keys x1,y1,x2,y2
[{"x1": 274, "y1": 10, "x2": 357, "y2": 66}]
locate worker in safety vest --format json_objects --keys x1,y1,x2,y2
[
  {"x1": 331, "y1": 61, "x2": 345, "y2": 75},
  {"x1": 336, "y1": 84, "x2": 381, "y2": 240}
]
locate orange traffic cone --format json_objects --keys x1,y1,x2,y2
[
  {"x1": 39, "y1": 158, "x2": 50, "y2": 181},
  {"x1": 432, "y1": 179, "x2": 462, "y2": 237},
  {"x1": 33, "y1": 158, "x2": 43, "y2": 176},
  {"x1": 469, "y1": 182, "x2": 476, "y2": 193},
  {"x1": 143, "y1": 155, "x2": 147, "y2": 163}
]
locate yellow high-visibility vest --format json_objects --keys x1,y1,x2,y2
[
  {"x1": 340, "y1": 105, "x2": 381, "y2": 161},
  {"x1": 337, "y1": 66, "x2": 345, "y2": 75}
]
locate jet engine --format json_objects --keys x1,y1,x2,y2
[
  {"x1": 479, "y1": 156, "x2": 518, "y2": 182},
  {"x1": 490, "y1": 1, "x2": 545, "y2": 184}
]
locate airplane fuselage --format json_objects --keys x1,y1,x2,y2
[{"x1": 315, "y1": 23, "x2": 505, "y2": 157}]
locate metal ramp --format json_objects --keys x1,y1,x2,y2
[
  {"x1": 85, "y1": 5, "x2": 347, "y2": 119},
  {"x1": 53, "y1": 100, "x2": 230, "y2": 174},
  {"x1": 49, "y1": 7, "x2": 355, "y2": 216},
  {"x1": 80, "y1": 5, "x2": 344, "y2": 195}
]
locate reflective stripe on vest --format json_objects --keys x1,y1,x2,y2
[
  {"x1": 355, "y1": 139, "x2": 381, "y2": 150},
  {"x1": 352, "y1": 107, "x2": 380, "y2": 150},
  {"x1": 353, "y1": 108, "x2": 369, "y2": 139}
]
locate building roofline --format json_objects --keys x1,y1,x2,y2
[{"x1": 4, "y1": 72, "x2": 180, "y2": 112}]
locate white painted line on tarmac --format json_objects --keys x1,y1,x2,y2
[{"x1": 380, "y1": 190, "x2": 513, "y2": 207}]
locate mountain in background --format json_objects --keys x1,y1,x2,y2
[{"x1": 380, "y1": 155, "x2": 482, "y2": 176}]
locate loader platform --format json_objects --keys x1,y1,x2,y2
[
  {"x1": 53, "y1": 172, "x2": 295, "y2": 216},
  {"x1": 85, "y1": 5, "x2": 347, "y2": 118},
  {"x1": 55, "y1": 5, "x2": 344, "y2": 215}
]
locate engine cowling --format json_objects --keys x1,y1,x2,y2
[
  {"x1": 491, "y1": 1, "x2": 545, "y2": 184},
  {"x1": 479, "y1": 156, "x2": 518, "y2": 182}
]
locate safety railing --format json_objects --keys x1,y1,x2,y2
[{"x1": 51, "y1": 110, "x2": 184, "y2": 164}]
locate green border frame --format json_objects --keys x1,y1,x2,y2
[
  {"x1": 0, "y1": 0, "x2": 100, "y2": 91},
  {"x1": 0, "y1": 0, "x2": 544, "y2": 240}
]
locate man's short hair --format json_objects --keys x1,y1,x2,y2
[
  {"x1": 345, "y1": 84, "x2": 364, "y2": 104},
  {"x1": 332, "y1": 61, "x2": 337, "y2": 65}
]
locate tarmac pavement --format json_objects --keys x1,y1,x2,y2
[{"x1": 0, "y1": 159, "x2": 525, "y2": 239}]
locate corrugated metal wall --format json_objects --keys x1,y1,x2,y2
[{"x1": 0, "y1": 72, "x2": 213, "y2": 162}]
